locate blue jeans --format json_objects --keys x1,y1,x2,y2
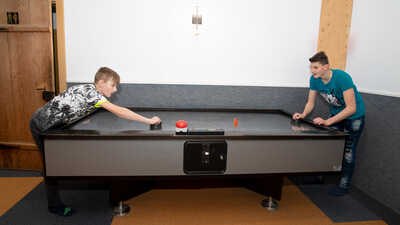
[
  {"x1": 30, "y1": 116, "x2": 64, "y2": 208},
  {"x1": 331, "y1": 116, "x2": 365, "y2": 189}
]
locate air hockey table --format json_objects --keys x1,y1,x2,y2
[{"x1": 43, "y1": 108, "x2": 347, "y2": 215}]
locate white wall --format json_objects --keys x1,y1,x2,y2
[
  {"x1": 64, "y1": 0, "x2": 321, "y2": 87},
  {"x1": 346, "y1": 0, "x2": 400, "y2": 97}
]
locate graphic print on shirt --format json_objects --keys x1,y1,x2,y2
[
  {"x1": 319, "y1": 89, "x2": 343, "y2": 107},
  {"x1": 35, "y1": 84, "x2": 107, "y2": 131}
]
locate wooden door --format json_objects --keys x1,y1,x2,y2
[{"x1": 0, "y1": 0, "x2": 54, "y2": 171}]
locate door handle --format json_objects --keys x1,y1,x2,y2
[{"x1": 42, "y1": 91, "x2": 55, "y2": 101}]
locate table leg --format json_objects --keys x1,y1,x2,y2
[
  {"x1": 243, "y1": 175, "x2": 283, "y2": 210},
  {"x1": 110, "y1": 180, "x2": 152, "y2": 216}
]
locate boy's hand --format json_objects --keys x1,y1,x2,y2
[
  {"x1": 292, "y1": 113, "x2": 305, "y2": 120},
  {"x1": 148, "y1": 116, "x2": 161, "y2": 125},
  {"x1": 313, "y1": 117, "x2": 332, "y2": 126}
]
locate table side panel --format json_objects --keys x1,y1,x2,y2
[
  {"x1": 226, "y1": 139, "x2": 345, "y2": 174},
  {"x1": 45, "y1": 140, "x2": 183, "y2": 176},
  {"x1": 45, "y1": 138, "x2": 345, "y2": 176}
]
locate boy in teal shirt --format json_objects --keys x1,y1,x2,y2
[{"x1": 293, "y1": 51, "x2": 365, "y2": 196}]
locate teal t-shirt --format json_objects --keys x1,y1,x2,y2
[{"x1": 310, "y1": 69, "x2": 365, "y2": 119}]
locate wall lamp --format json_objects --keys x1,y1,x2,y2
[{"x1": 192, "y1": 4, "x2": 202, "y2": 36}]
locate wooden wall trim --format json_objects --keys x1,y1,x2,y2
[
  {"x1": 318, "y1": 0, "x2": 353, "y2": 70},
  {"x1": 0, "y1": 142, "x2": 38, "y2": 151},
  {"x1": 0, "y1": 25, "x2": 51, "y2": 32},
  {"x1": 55, "y1": 0, "x2": 67, "y2": 93}
]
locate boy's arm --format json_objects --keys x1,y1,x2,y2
[
  {"x1": 301, "y1": 90, "x2": 317, "y2": 118},
  {"x1": 101, "y1": 102, "x2": 158, "y2": 124},
  {"x1": 293, "y1": 90, "x2": 317, "y2": 120},
  {"x1": 325, "y1": 88, "x2": 356, "y2": 125}
]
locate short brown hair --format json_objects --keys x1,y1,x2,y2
[
  {"x1": 309, "y1": 51, "x2": 329, "y2": 65},
  {"x1": 94, "y1": 67, "x2": 120, "y2": 85}
]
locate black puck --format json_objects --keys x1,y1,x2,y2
[{"x1": 150, "y1": 122, "x2": 162, "y2": 130}]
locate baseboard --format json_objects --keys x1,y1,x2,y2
[{"x1": 352, "y1": 186, "x2": 400, "y2": 225}]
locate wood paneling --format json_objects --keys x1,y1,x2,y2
[
  {"x1": 0, "y1": 33, "x2": 12, "y2": 142},
  {"x1": 318, "y1": 0, "x2": 353, "y2": 70},
  {"x1": 0, "y1": 0, "x2": 53, "y2": 170},
  {"x1": 7, "y1": 32, "x2": 54, "y2": 142},
  {"x1": 0, "y1": 0, "x2": 50, "y2": 26},
  {"x1": 0, "y1": 148, "x2": 42, "y2": 171}
]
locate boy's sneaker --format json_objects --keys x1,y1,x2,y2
[
  {"x1": 48, "y1": 205, "x2": 75, "y2": 216},
  {"x1": 328, "y1": 186, "x2": 350, "y2": 196}
]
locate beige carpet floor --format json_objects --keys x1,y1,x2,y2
[
  {"x1": 0, "y1": 178, "x2": 388, "y2": 225},
  {"x1": 0, "y1": 177, "x2": 43, "y2": 216},
  {"x1": 112, "y1": 185, "x2": 385, "y2": 225}
]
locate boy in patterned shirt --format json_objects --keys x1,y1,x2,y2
[
  {"x1": 293, "y1": 52, "x2": 365, "y2": 196},
  {"x1": 30, "y1": 67, "x2": 161, "y2": 216}
]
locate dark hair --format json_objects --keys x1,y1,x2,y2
[
  {"x1": 309, "y1": 51, "x2": 329, "y2": 65},
  {"x1": 94, "y1": 67, "x2": 120, "y2": 85}
]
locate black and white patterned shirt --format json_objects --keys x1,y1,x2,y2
[{"x1": 32, "y1": 84, "x2": 108, "y2": 131}]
